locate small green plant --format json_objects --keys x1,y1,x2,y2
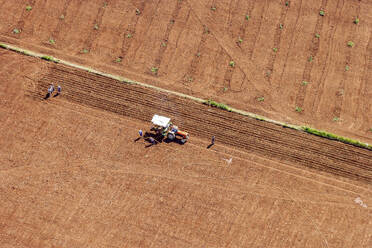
[
  {"x1": 279, "y1": 24, "x2": 283, "y2": 29},
  {"x1": 238, "y1": 38, "x2": 243, "y2": 43},
  {"x1": 223, "y1": 87, "x2": 228, "y2": 92},
  {"x1": 26, "y1": 5, "x2": 32, "y2": 11},
  {"x1": 161, "y1": 42, "x2": 167, "y2": 47},
  {"x1": 285, "y1": 1, "x2": 289, "y2": 6},
  {"x1": 354, "y1": 17, "x2": 359, "y2": 24},
  {"x1": 151, "y1": 67, "x2": 159, "y2": 74},
  {"x1": 302, "y1": 81, "x2": 309, "y2": 86},
  {"x1": 295, "y1": 106, "x2": 303, "y2": 112},
  {"x1": 59, "y1": 14, "x2": 65, "y2": 20},
  {"x1": 273, "y1": 47, "x2": 278, "y2": 52},
  {"x1": 266, "y1": 70, "x2": 271, "y2": 77},
  {"x1": 333, "y1": 117, "x2": 340, "y2": 122},
  {"x1": 315, "y1": 33, "x2": 320, "y2": 38},
  {"x1": 369, "y1": 128, "x2": 372, "y2": 132},
  {"x1": 94, "y1": 24, "x2": 99, "y2": 30},
  {"x1": 257, "y1": 97, "x2": 265, "y2": 102},
  {"x1": 204, "y1": 99, "x2": 232, "y2": 112},
  {"x1": 187, "y1": 77, "x2": 193, "y2": 82},
  {"x1": 308, "y1": 56, "x2": 313, "y2": 62},
  {"x1": 229, "y1": 61, "x2": 235, "y2": 67},
  {"x1": 13, "y1": 28, "x2": 21, "y2": 34},
  {"x1": 203, "y1": 26, "x2": 209, "y2": 34},
  {"x1": 245, "y1": 15, "x2": 250, "y2": 20},
  {"x1": 211, "y1": 6, "x2": 216, "y2": 11},
  {"x1": 196, "y1": 52, "x2": 201, "y2": 57},
  {"x1": 41, "y1": 56, "x2": 59, "y2": 63},
  {"x1": 345, "y1": 65, "x2": 350, "y2": 71},
  {"x1": 319, "y1": 10, "x2": 325, "y2": 16},
  {"x1": 49, "y1": 38, "x2": 55, "y2": 44},
  {"x1": 82, "y1": 48, "x2": 89, "y2": 54},
  {"x1": 135, "y1": 9, "x2": 141, "y2": 15},
  {"x1": 41, "y1": 56, "x2": 53, "y2": 61},
  {"x1": 115, "y1": 57, "x2": 122, "y2": 63},
  {"x1": 170, "y1": 19, "x2": 175, "y2": 24},
  {"x1": 126, "y1": 33, "x2": 132, "y2": 38},
  {"x1": 103, "y1": 2, "x2": 108, "y2": 7},
  {"x1": 347, "y1": 41, "x2": 354, "y2": 47}
]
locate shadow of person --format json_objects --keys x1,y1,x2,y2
[
  {"x1": 207, "y1": 144, "x2": 214, "y2": 149},
  {"x1": 44, "y1": 93, "x2": 50, "y2": 100},
  {"x1": 134, "y1": 137, "x2": 141, "y2": 142},
  {"x1": 53, "y1": 93, "x2": 60, "y2": 97}
]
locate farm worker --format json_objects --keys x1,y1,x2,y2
[
  {"x1": 57, "y1": 85, "x2": 62, "y2": 94},
  {"x1": 48, "y1": 84, "x2": 54, "y2": 96},
  {"x1": 139, "y1": 129, "x2": 143, "y2": 137},
  {"x1": 211, "y1": 136, "x2": 215, "y2": 145}
]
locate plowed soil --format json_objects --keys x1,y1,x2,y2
[
  {"x1": 0, "y1": 0, "x2": 371, "y2": 144},
  {"x1": 1, "y1": 47, "x2": 372, "y2": 247}
]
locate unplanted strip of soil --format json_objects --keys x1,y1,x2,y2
[{"x1": 32, "y1": 64, "x2": 372, "y2": 183}]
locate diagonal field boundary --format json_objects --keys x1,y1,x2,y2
[{"x1": 0, "y1": 41, "x2": 371, "y2": 153}]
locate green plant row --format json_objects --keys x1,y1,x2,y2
[
  {"x1": 41, "y1": 55, "x2": 60, "y2": 63},
  {"x1": 302, "y1": 126, "x2": 372, "y2": 150},
  {"x1": 204, "y1": 99, "x2": 232, "y2": 112}
]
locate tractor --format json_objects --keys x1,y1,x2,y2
[{"x1": 150, "y1": 114, "x2": 189, "y2": 144}]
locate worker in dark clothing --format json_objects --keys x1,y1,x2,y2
[
  {"x1": 139, "y1": 129, "x2": 143, "y2": 137},
  {"x1": 211, "y1": 136, "x2": 215, "y2": 145},
  {"x1": 57, "y1": 85, "x2": 62, "y2": 95}
]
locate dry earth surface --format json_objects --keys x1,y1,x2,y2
[
  {"x1": 0, "y1": 47, "x2": 372, "y2": 247},
  {"x1": 0, "y1": 0, "x2": 371, "y2": 143}
]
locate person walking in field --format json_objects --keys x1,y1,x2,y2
[{"x1": 139, "y1": 129, "x2": 143, "y2": 137}]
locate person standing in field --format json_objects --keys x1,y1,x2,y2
[
  {"x1": 47, "y1": 84, "x2": 54, "y2": 97},
  {"x1": 139, "y1": 129, "x2": 143, "y2": 137},
  {"x1": 211, "y1": 136, "x2": 215, "y2": 145},
  {"x1": 57, "y1": 85, "x2": 62, "y2": 95}
]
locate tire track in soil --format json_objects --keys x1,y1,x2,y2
[
  {"x1": 120, "y1": 1, "x2": 147, "y2": 59},
  {"x1": 357, "y1": 32, "x2": 372, "y2": 129},
  {"x1": 265, "y1": 0, "x2": 289, "y2": 82},
  {"x1": 182, "y1": 24, "x2": 210, "y2": 87},
  {"x1": 236, "y1": 1, "x2": 255, "y2": 49},
  {"x1": 312, "y1": 0, "x2": 344, "y2": 116},
  {"x1": 9, "y1": 0, "x2": 36, "y2": 39},
  {"x1": 333, "y1": 1, "x2": 358, "y2": 120},
  {"x1": 246, "y1": 0, "x2": 268, "y2": 60},
  {"x1": 278, "y1": 0, "x2": 303, "y2": 88},
  {"x1": 129, "y1": 0, "x2": 162, "y2": 70},
  {"x1": 30, "y1": 65, "x2": 372, "y2": 184},
  {"x1": 295, "y1": 0, "x2": 328, "y2": 110},
  {"x1": 82, "y1": 0, "x2": 109, "y2": 53},
  {"x1": 50, "y1": 0, "x2": 73, "y2": 49},
  {"x1": 152, "y1": 0, "x2": 184, "y2": 76}
]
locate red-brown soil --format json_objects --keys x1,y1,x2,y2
[
  {"x1": 1, "y1": 48, "x2": 372, "y2": 247},
  {"x1": 0, "y1": 0, "x2": 371, "y2": 144}
]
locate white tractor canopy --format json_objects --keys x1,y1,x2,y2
[{"x1": 151, "y1": 114, "x2": 171, "y2": 128}]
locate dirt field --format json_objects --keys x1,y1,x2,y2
[
  {"x1": 1, "y1": 48, "x2": 372, "y2": 247},
  {"x1": 0, "y1": 0, "x2": 371, "y2": 144}
]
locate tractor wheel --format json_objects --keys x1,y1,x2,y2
[{"x1": 167, "y1": 132, "x2": 175, "y2": 141}]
